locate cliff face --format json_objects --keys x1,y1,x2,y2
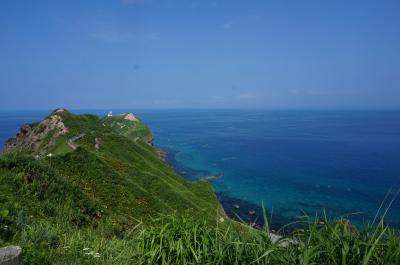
[{"x1": 4, "y1": 113, "x2": 68, "y2": 154}]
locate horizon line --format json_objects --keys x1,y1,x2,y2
[{"x1": 1, "y1": 107, "x2": 400, "y2": 112}]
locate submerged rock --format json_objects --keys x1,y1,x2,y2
[{"x1": 203, "y1": 172, "x2": 224, "y2": 181}]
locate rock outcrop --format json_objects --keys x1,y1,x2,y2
[
  {"x1": 124, "y1": 113, "x2": 139, "y2": 122},
  {"x1": 4, "y1": 114, "x2": 68, "y2": 154}
]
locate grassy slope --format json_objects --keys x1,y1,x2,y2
[
  {"x1": 0, "y1": 110, "x2": 222, "y2": 264},
  {"x1": 51, "y1": 111, "x2": 220, "y2": 223},
  {"x1": 1, "y1": 110, "x2": 400, "y2": 264}
]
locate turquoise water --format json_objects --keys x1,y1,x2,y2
[{"x1": 1, "y1": 110, "x2": 400, "y2": 228}]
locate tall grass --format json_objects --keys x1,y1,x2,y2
[
  {"x1": 134, "y1": 212, "x2": 400, "y2": 265},
  {"x1": 3, "y1": 206, "x2": 400, "y2": 264},
  {"x1": 136, "y1": 190, "x2": 400, "y2": 265}
]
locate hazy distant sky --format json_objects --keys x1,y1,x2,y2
[{"x1": 1, "y1": 0, "x2": 399, "y2": 109}]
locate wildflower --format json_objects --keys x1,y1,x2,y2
[
  {"x1": 94, "y1": 253, "x2": 101, "y2": 258},
  {"x1": 83, "y1": 247, "x2": 90, "y2": 252},
  {"x1": 219, "y1": 217, "x2": 224, "y2": 223}
]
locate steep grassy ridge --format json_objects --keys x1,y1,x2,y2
[{"x1": 0, "y1": 109, "x2": 221, "y2": 264}]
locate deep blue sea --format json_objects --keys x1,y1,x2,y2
[{"x1": 1, "y1": 110, "x2": 400, "y2": 228}]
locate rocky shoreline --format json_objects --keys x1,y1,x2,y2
[{"x1": 157, "y1": 145, "x2": 297, "y2": 233}]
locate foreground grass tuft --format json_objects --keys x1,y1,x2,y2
[
  {"x1": 4, "y1": 211, "x2": 400, "y2": 264},
  {"x1": 134, "y1": 214, "x2": 400, "y2": 265}
]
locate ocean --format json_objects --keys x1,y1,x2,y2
[{"x1": 1, "y1": 109, "x2": 400, "y2": 229}]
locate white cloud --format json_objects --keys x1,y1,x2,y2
[
  {"x1": 90, "y1": 31, "x2": 130, "y2": 43},
  {"x1": 220, "y1": 21, "x2": 233, "y2": 30},
  {"x1": 210, "y1": 95, "x2": 225, "y2": 102},
  {"x1": 145, "y1": 31, "x2": 161, "y2": 41},
  {"x1": 153, "y1": 99, "x2": 179, "y2": 106},
  {"x1": 121, "y1": 0, "x2": 139, "y2": 5},
  {"x1": 90, "y1": 23, "x2": 131, "y2": 43},
  {"x1": 236, "y1": 92, "x2": 257, "y2": 100},
  {"x1": 247, "y1": 14, "x2": 262, "y2": 21}
]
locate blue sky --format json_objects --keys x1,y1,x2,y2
[{"x1": 0, "y1": 0, "x2": 399, "y2": 109}]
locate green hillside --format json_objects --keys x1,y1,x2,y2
[
  {"x1": 0, "y1": 109, "x2": 222, "y2": 264},
  {"x1": 1, "y1": 109, "x2": 400, "y2": 265}
]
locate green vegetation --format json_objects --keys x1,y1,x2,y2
[
  {"x1": 134, "y1": 214, "x2": 400, "y2": 265},
  {"x1": 1, "y1": 109, "x2": 400, "y2": 264}
]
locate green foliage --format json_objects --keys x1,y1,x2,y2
[
  {"x1": 1, "y1": 110, "x2": 400, "y2": 264},
  {"x1": 134, "y1": 214, "x2": 400, "y2": 265},
  {"x1": 0, "y1": 110, "x2": 221, "y2": 263}
]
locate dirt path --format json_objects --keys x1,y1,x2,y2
[{"x1": 67, "y1": 133, "x2": 85, "y2": 150}]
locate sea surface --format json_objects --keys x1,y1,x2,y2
[{"x1": 1, "y1": 110, "x2": 400, "y2": 229}]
